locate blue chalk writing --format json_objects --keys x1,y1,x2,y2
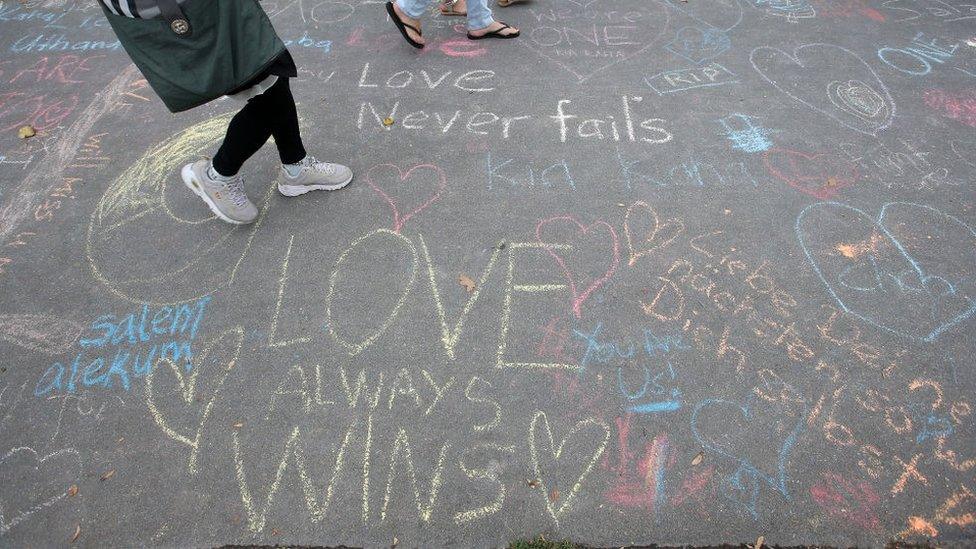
[
  {"x1": 34, "y1": 297, "x2": 211, "y2": 397},
  {"x1": 10, "y1": 33, "x2": 121, "y2": 53}
]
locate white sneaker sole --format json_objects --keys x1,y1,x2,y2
[
  {"x1": 277, "y1": 173, "x2": 353, "y2": 197},
  {"x1": 181, "y1": 163, "x2": 249, "y2": 225}
]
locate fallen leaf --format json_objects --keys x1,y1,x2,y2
[
  {"x1": 233, "y1": 422, "x2": 244, "y2": 429},
  {"x1": 527, "y1": 479, "x2": 540, "y2": 488},
  {"x1": 271, "y1": 528, "x2": 281, "y2": 536},
  {"x1": 754, "y1": 535, "x2": 764, "y2": 549},
  {"x1": 70, "y1": 524, "x2": 81, "y2": 543},
  {"x1": 458, "y1": 274, "x2": 476, "y2": 293},
  {"x1": 549, "y1": 488, "x2": 560, "y2": 502},
  {"x1": 826, "y1": 177, "x2": 838, "y2": 187},
  {"x1": 393, "y1": 536, "x2": 399, "y2": 547},
  {"x1": 616, "y1": 203, "x2": 626, "y2": 207},
  {"x1": 17, "y1": 125, "x2": 36, "y2": 139},
  {"x1": 68, "y1": 484, "x2": 78, "y2": 497},
  {"x1": 691, "y1": 451, "x2": 704, "y2": 466},
  {"x1": 117, "y1": 437, "x2": 124, "y2": 444},
  {"x1": 100, "y1": 469, "x2": 115, "y2": 481},
  {"x1": 383, "y1": 117, "x2": 395, "y2": 127}
]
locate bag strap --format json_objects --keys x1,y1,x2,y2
[{"x1": 157, "y1": 0, "x2": 192, "y2": 36}]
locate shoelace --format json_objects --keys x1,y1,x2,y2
[
  {"x1": 222, "y1": 176, "x2": 249, "y2": 208},
  {"x1": 301, "y1": 155, "x2": 338, "y2": 175}
]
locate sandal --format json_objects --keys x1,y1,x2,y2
[
  {"x1": 386, "y1": 1, "x2": 424, "y2": 49},
  {"x1": 439, "y1": 0, "x2": 466, "y2": 16},
  {"x1": 467, "y1": 22, "x2": 520, "y2": 40},
  {"x1": 497, "y1": 0, "x2": 527, "y2": 7}
]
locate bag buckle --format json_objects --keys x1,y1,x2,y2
[{"x1": 170, "y1": 18, "x2": 190, "y2": 34}]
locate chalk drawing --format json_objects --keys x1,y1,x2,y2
[
  {"x1": 645, "y1": 63, "x2": 739, "y2": 95},
  {"x1": 763, "y1": 148, "x2": 858, "y2": 199},
  {"x1": 496, "y1": 242, "x2": 577, "y2": 371},
  {"x1": 665, "y1": 27, "x2": 731, "y2": 65},
  {"x1": 751, "y1": 44, "x2": 895, "y2": 136},
  {"x1": 86, "y1": 110, "x2": 274, "y2": 304},
  {"x1": 326, "y1": 229, "x2": 419, "y2": 357},
  {"x1": 536, "y1": 216, "x2": 620, "y2": 318},
  {"x1": 624, "y1": 201, "x2": 683, "y2": 267},
  {"x1": 454, "y1": 443, "x2": 516, "y2": 525},
  {"x1": 716, "y1": 113, "x2": 774, "y2": 153},
  {"x1": 691, "y1": 394, "x2": 806, "y2": 519},
  {"x1": 529, "y1": 411, "x2": 610, "y2": 526},
  {"x1": 796, "y1": 202, "x2": 976, "y2": 342},
  {"x1": 0, "y1": 446, "x2": 81, "y2": 535},
  {"x1": 268, "y1": 235, "x2": 311, "y2": 348},
  {"x1": 0, "y1": 313, "x2": 83, "y2": 355},
  {"x1": 365, "y1": 164, "x2": 447, "y2": 234},
  {"x1": 418, "y1": 233, "x2": 502, "y2": 360},
  {"x1": 519, "y1": 2, "x2": 672, "y2": 82},
  {"x1": 380, "y1": 429, "x2": 450, "y2": 522},
  {"x1": 146, "y1": 327, "x2": 244, "y2": 474}
]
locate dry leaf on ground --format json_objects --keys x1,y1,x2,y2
[
  {"x1": 691, "y1": 451, "x2": 704, "y2": 466},
  {"x1": 550, "y1": 488, "x2": 560, "y2": 502},
  {"x1": 755, "y1": 535, "x2": 765, "y2": 549},
  {"x1": 70, "y1": 524, "x2": 81, "y2": 543},
  {"x1": 17, "y1": 125, "x2": 36, "y2": 139},
  {"x1": 527, "y1": 479, "x2": 540, "y2": 488},
  {"x1": 458, "y1": 274, "x2": 476, "y2": 293},
  {"x1": 233, "y1": 422, "x2": 244, "y2": 429},
  {"x1": 68, "y1": 484, "x2": 78, "y2": 497},
  {"x1": 382, "y1": 117, "x2": 395, "y2": 126},
  {"x1": 100, "y1": 469, "x2": 115, "y2": 481}
]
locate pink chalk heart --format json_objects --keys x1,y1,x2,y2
[
  {"x1": 366, "y1": 163, "x2": 447, "y2": 234},
  {"x1": 764, "y1": 148, "x2": 858, "y2": 199},
  {"x1": 536, "y1": 215, "x2": 620, "y2": 318}
]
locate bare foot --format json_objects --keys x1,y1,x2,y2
[
  {"x1": 468, "y1": 20, "x2": 519, "y2": 37},
  {"x1": 439, "y1": 0, "x2": 467, "y2": 15},
  {"x1": 392, "y1": 2, "x2": 425, "y2": 45}
]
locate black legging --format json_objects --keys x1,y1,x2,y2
[{"x1": 212, "y1": 77, "x2": 307, "y2": 177}]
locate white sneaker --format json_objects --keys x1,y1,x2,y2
[
  {"x1": 181, "y1": 160, "x2": 258, "y2": 224},
  {"x1": 279, "y1": 155, "x2": 353, "y2": 197}
]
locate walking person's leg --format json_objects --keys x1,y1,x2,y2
[
  {"x1": 388, "y1": 0, "x2": 432, "y2": 47},
  {"x1": 466, "y1": 0, "x2": 519, "y2": 39},
  {"x1": 181, "y1": 86, "x2": 280, "y2": 225},
  {"x1": 182, "y1": 78, "x2": 352, "y2": 223}
]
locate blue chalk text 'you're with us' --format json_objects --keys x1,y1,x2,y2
[{"x1": 34, "y1": 297, "x2": 211, "y2": 397}]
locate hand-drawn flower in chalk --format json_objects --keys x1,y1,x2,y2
[
  {"x1": 796, "y1": 201, "x2": 976, "y2": 342},
  {"x1": 828, "y1": 80, "x2": 890, "y2": 122},
  {"x1": 665, "y1": 27, "x2": 731, "y2": 65},
  {"x1": 750, "y1": 43, "x2": 895, "y2": 136},
  {"x1": 0, "y1": 446, "x2": 82, "y2": 536},
  {"x1": 690, "y1": 394, "x2": 806, "y2": 520}
]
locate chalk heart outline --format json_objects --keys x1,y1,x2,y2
[
  {"x1": 519, "y1": 0, "x2": 672, "y2": 82},
  {"x1": 529, "y1": 411, "x2": 610, "y2": 526},
  {"x1": 750, "y1": 43, "x2": 895, "y2": 136},
  {"x1": 366, "y1": 163, "x2": 447, "y2": 234},
  {"x1": 624, "y1": 201, "x2": 684, "y2": 266},
  {"x1": 690, "y1": 396, "x2": 805, "y2": 518},
  {"x1": 796, "y1": 201, "x2": 976, "y2": 342},
  {"x1": 145, "y1": 327, "x2": 244, "y2": 475},
  {"x1": 763, "y1": 149, "x2": 858, "y2": 199},
  {"x1": 536, "y1": 216, "x2": 620, "y2": 319},
  {"x1": 0, "y1": 446, "x2": 81, "y2": 535}
]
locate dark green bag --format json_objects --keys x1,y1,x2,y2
[{"x1": 103, "y1": 0, "x2": 286, "y2": 112}]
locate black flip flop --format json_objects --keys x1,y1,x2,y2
[
  {"x1": 467, "y1": 22, "x2": 519, "y2": 40},
  {"x1": 386, "y1": 1, "x2": 424, "y2": 49}
]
